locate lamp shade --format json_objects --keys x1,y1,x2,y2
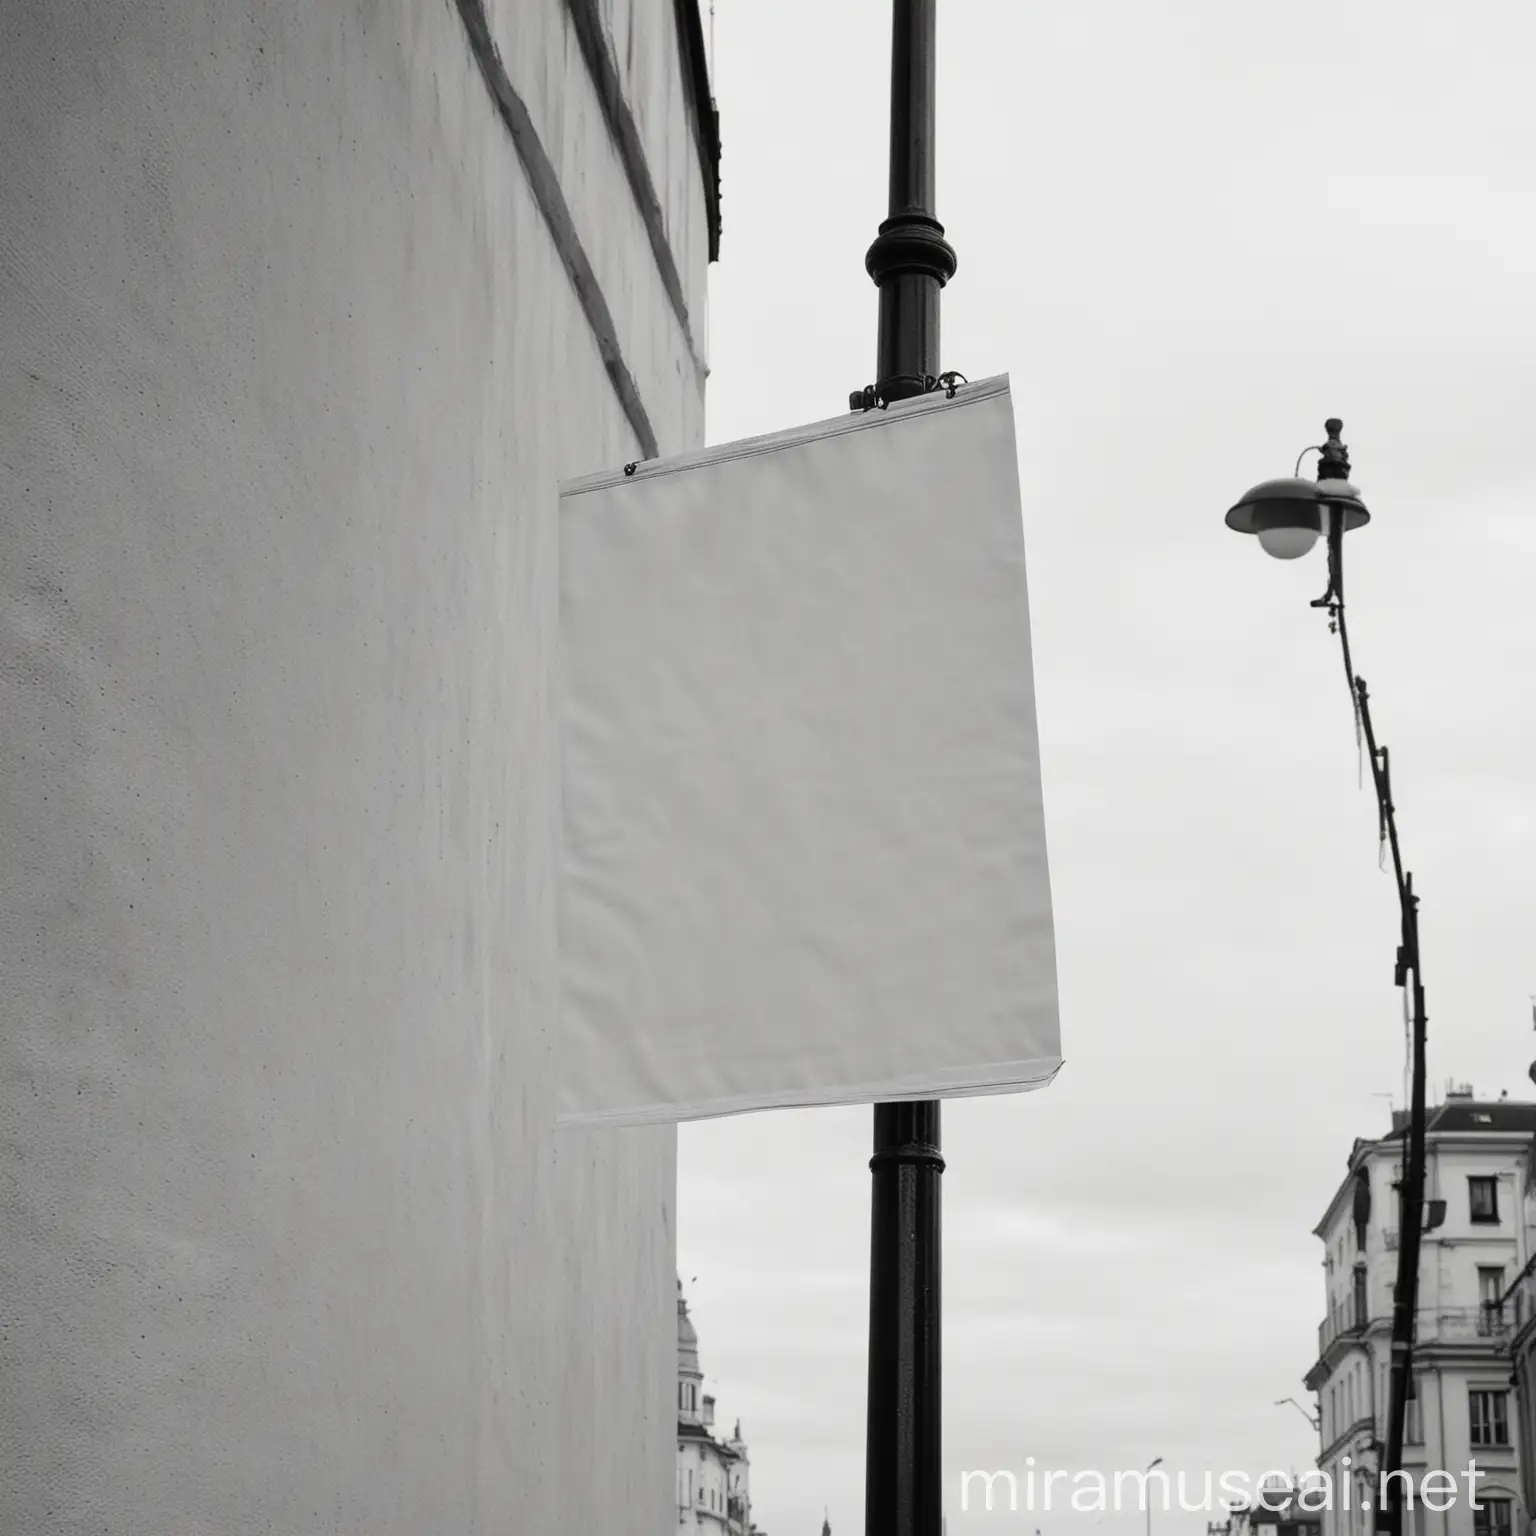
[{"x1": 1225, "y1": 476, "x2": 1370, "y2": 537}]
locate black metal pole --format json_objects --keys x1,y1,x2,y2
[
  {"x1": 1309, "y1": 424, "x2": 1428, "y2": 1536},
  {"x1": 866, "y1": 1101, "x2": 944, "y2": 1536},
  {"x1": 862, "y1": 5, "x2": 956, "y2": 1535},
  {"x1": 865, "y1": 0, "x2": 956, "y2": 403},
  {"x1": 1372, "y1": 771, "x2": 1428, "y2": 1536}
]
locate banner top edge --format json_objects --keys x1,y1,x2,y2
[{"x1": 558, "y1": 373, "x2": 1012, "y2": 501}]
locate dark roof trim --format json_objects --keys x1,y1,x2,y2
[
  {"x1": 673, "y1": 0, "x2": 722, "y2": 262},
  {"x1": 1389, "y1": 1101, "x2": 1536, "y2": 1136},
  {"x1": 561, "y1": 0, "x2": 708, "y2": 376},
  {"x1": 453, "y1": 0, "x2": 658, "y2": 459},
  {"x1": 676, "y1": 1420, "x2": 741, "y2": 1457}
]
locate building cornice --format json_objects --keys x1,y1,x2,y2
[
  {"x1": 1305, "y1": 1330, "x2": 1375, "y2": 1393},
  {"x1": 1318, "y1": 1414, "x2": 1378, "y2": 1466}
]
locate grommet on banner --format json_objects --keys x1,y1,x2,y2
[
  {"x1": 939, "y1": 370, "x2": 968, "y2": 399},
  {"x1": 623, "y1": 462, "x2": 638, "y2": 476}
]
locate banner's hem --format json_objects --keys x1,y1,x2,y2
[{"x1": 554, "y1": 1054, "x2": 1064, "y2": 1129}]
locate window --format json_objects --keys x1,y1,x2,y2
[
  {"x1": 1470, "y1": 1390, "x2": 1510, "y2": 1447},
  {"x1": 1470, "y1": 1177, "x2": 1500, "y2": 1224},
  {"x1": 1474, "y1": 1499, "x2": 1513, "y2": 1536},
  {"x1": 1353, "y1": 1268, "x2": 1368, "y2": 1328},
  {"x1": 1480, "y1": 1268, "x2": 1506, "y2": 1334},
  {"x1": 1404, "y1": 1375, "x2": 1422, "y2": 1444}
]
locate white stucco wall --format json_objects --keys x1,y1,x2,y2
[{"x1": 0, "y1": 0, "x2": 708, "y2": 1529}]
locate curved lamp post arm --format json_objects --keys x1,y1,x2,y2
[{"x1": 1276, "y1": 1396, "x2": 1321, "y2": 1432}]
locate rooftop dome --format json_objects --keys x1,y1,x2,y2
[{"x1": 677, "y1": 1279, "x2": 700, "y2": 1376}]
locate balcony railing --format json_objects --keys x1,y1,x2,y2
[
  {"x1": 1506, "y1": 1270, "x2": 1536, "y2": 1338},
  {"x1": 1319, "y1": 1299, "x2": 1368, "y2": 1355},
  {"x1": 1421, "y1": 1305, "x2": 1510, "y2": 1344},
  {"x1": 1317, "y1": 1303, "x2": 1509, "y2": 1357}
]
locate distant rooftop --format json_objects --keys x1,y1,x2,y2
[
  {"x1": 1321, "y1": 1091, "x2": 1536, "y2": 1234},
  {"x1": 1238, "y1": 1501, "x2": 1322, "y2": 1529},
  {"x1": 1386, "y1": 1095, "x2": 1536, "y2": 1138}
]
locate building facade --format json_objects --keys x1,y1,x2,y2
[
  {"x1": 1, "y1": 2, "x2": 718, "y2": 1531},
  {"x1": 1304, "y1": 1090, "x2": 1536, "y2": 1536},
  {"x1": 677, "y1": 1284, "x2": 763, "y2": 1535},
  {"x1": 1499, "y1": 1138, "x2": 1536, "y2": 1536}
]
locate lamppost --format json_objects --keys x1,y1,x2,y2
[
  {"x1": 853, "y1": 5, "x2": 957, "y2": 1536},
  {"x1": 1276, "y1": 1396, "x2": 1321, "y2": 1432},
  {"x1": 1146, "y1": 1456, "x2": 1164, "y2": 1536},
  {"x1": 1225, "y1": 421, "x2": 1428, "y2": 1536}
]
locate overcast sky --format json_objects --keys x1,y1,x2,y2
[{"x1": 676, "y1": 3, "x2": 1536, "y2": 1533}]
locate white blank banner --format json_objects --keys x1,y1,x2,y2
[{"x1": 557, "y1": 375, "x2": 1061, "y2": 1126}]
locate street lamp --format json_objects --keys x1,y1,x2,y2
[
  {"x1": 1276, "y1": 1396, "x2": 1321, "y2": 1432},
  {"x1": 1146, "y1": 1456, "x2": 1164, "y2": 1536},
  {"x1": 1226, "y1": 420, "x2": 1428, "y2": 1536},
  {"x1": 1225, "y1": 421, "x2": 1370, "y2": 561}
]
